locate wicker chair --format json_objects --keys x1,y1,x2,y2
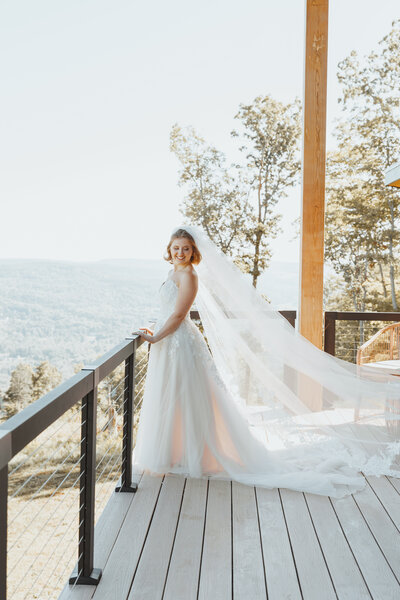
[{"x1": 357, "y1": 323, "x2": 400, "y2": 436}]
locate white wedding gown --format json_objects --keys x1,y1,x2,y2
[{"x1": 133, "y1": 274, "x2": 369, "y2": 498}]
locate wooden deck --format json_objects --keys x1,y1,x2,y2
[{"x1": 59, "y1": 471, "x2": 400, "y2": 600}]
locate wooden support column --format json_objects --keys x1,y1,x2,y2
[{"x1": 299, "y1": 0, "x2": 329, "y2": 349}]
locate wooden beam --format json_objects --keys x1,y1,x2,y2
[{"x1": 299, "y1": 0, "x2": 329, "y2": 349}]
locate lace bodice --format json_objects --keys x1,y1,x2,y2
[
  {"x1": 154, "y1": 277, "x2": 193, "y2": 336},
  {"x1": 158, "y1": 277, "x2": 182, "y2": 318},
  {"x1": 153, "y1": 276, "x2": 215, "y2": 362}
]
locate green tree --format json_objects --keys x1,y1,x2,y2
[
  {"x1": 170, "y1": 124, "x2": 250, "y2": 256},
  {"x1": 2, "y1": 363, "x2": 33, "y2": 418},
  {"x1": 32, "y1": 361, "x2": 62, "y2": 402},
  {"x1": 170, "y1": 95, "x2": 302, "y2": 287},
  {"x1": 330, "y1": 19, "x2": 400, "y2": 309},
  {"x1": 231, "y1": 95, "x2": 301, "y2": 286},
  {"x1": 325, "y1": 145, "x2": 388, "y2": 313}
]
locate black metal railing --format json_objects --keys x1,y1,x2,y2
[
  {"x1": 0, "y1": 333, "x2": 146, "y2": 600},
  {"x1": 2, "y1": 308, "x2": 399, "y2": 598},
  {"x1": 324, "y1": 311, "x2": 400, "y2": 360}
]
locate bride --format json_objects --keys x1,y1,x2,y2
[{"x1": 133, "y1": 225, "x2": 400, "y2": 498}]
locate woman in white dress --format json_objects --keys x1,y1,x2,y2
[{"x1": 133, "y1": 226, "x2": 400, "y2": 498}]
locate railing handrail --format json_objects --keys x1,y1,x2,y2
[
  {"x1": 0, "y1": 336, "x2": 144, "y2": 471},
  {"x1": 325, "y1": 311, "x2": 400, "y2": 320},
  {"x1": 324, "y1": 311, "x2": 400, "y2": 356},
  {"x1": 3, "y1": 309, "x2": 399, "y2": 465},
  {"x1": 3, "y1": 307, "x2": 398, "y2": 597},
  {"x1": 1, "y1": 332, "x2": 146, "y2": 598}
]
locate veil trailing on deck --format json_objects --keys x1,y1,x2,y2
[{"x1": 179, "y1": 224, "x2": 400, "y2": 477}]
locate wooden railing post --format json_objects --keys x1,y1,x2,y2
[
  {"x1": 115, "y1": 347, "x2": 137, "y2": 493},
  {"x1": 69, "y1": 368, "x2": 102, "y2": 586}
]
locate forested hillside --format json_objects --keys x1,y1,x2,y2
[{"x1": 0, "y1": 258, "x2": 298, "y2": 394}]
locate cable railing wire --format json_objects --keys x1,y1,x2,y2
[
  {"x1": 95, "y1": 410, "x2": 126, "y2": 474},
  {"x1": 135, "y1": 362, "x2": 148, "y2": 381},
  {"x1": 135, "y1": 372, "x2": 147, "y2": 390},
  {"x1": 4, "y1": 339, "x2": 148, "y2": 599},
  {"x1": 8, "y1": 475, "x2": 81, "y2": 574},
  {"x1": 9, "y1": 446, "x2": 85, "y2": 527},
  {"x1": 95, "y1": 439, "x2": 121, "y2": 477},
  {"x1": 25, "y1": 519, "x2": 85, "y2": 598},
  {"x1": 11, "y1": 501, "x2": 84, "y2": 599},
  {"x1": 10, "y1": 419, "x2": 85, "y2": 500},
  {"x1": 95, "y1": 434, "x2": 127, "y2": 487},
  {"x1": 8, "y1": 406, "x2": 82, "y2": 478},
  {"x1": 96, "y1": 453, "x2": 127, "y2": 510},
  {"x1": 97, "y1": 388, "x2": 127, "y2": 433},
  {"x1": 101, "y1": 374, "x2": 129, "y2": 397},
  {"x1": 26, "y1": 531, "x2": 84, "y2": 600},
  {"x1": 50, "y1": 544, "x2": 84, "y2": 600},
  {"x1": 8, "y1": 466, "x2": 85, "y2": 559},
  {"x1": 9, "y1": 490, "x2": 84, "y2": 585}
]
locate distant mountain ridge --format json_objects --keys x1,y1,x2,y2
[{"x1": 0, "y1": 258, "x2": 299, "y2": 391}]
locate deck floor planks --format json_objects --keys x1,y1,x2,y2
[
  {"x1": 331, "y1": 494, "x2": 400, "y2": 599},
  {"x1": 163, "y1": 477, "x2": 208, "y2": 600},
  {"x1": 351, "y1": 482, "x2": 400, "y2": 581},
  {"x1": 232, "y1": 481, "x2": 266, "y2": 600},
  {"x1": 89, "y1": 472, "x2": 163, "y2": 600},
  {"x1": 304, "y1": 492, "x2": 370, "y2": 599},
  {"x1": 127, "y1": 474, "x2": 186, "y2": 600},
  {"x1": 280, "y1": 488, "x2": 337, "y2": 600},
  {"x1": 60, "y1": 471, "x2": 400, "y2": 600},
  {"x1": 255, "y1": 486, "x2": 302, "y2": 600},
  {"x1": 198, "y1": 479, "x2": 232, "y2": 600},
  {"x1": 59, "y1": 473, "x2": 142, "y2": 600},
  {"x1": 365, "y1": 475, "x2": 400, "y2": 530},
  {"x1": 388, "y1": 475, "x2": 400, "y2": 493}
]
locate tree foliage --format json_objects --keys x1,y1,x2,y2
[
  {"x1": 170, "y1": 124, "x2": 250, "y2": 256},
  {"x1": 31, "y1": 361, "x2": 62, "y2": 402},
  {"x1": 325, "y1": 20, "x2": 400, "y2": 312},
  {"x1": 2, "y1": 363, "x2": 33, "y2": 418},
  {"x1": 2, "y1": 361, "x2": 62, "y2": 418},
  {"x1": 170, "y1": 95, "x2": 301, "y2": 287}
]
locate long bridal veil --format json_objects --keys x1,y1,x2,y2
[{"x1": 180, "y1": 224, "x2": 400, "y2": 478}]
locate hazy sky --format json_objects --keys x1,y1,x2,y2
[{"x1": 1, "y1": 1, "x2": 399, "y2": 262}]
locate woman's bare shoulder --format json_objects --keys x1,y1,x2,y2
[{"x1": 176, "y1": 268, "x2": 198, "y2": 288}]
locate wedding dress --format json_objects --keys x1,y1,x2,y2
[{"x1": 133, "y1": 225, "x2": 400, "y2": 498}]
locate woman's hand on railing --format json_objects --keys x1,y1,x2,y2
[{"x1": 132, "y1": 328, "x2": 158, "y2": 344}]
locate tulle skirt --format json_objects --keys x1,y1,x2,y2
[{"x1": 133, "y1": 318, "x2": 367, "y2": 498}]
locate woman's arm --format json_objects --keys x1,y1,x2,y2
[{"x1": 134, "y1": 272, "x2": 198, "y2": 344}]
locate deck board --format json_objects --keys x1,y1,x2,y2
[
  {"x1": 351, "y1": 483, "x2": 400, "y2": 581},
  {"x1": 280, "y1": 488, "x2": 337, "y2": 599},
  {"x1": 91, "y1": 472, "x2": 163, "y2": 600},
  {"x1": 388, "y1": 475, "x2": 400, "y2": 494},
  {"x1": 163, "y1": 477, "x2": 208, "y2": 600},
  {"x1": 232, "y1": 481, "x2": 266, "y2": 599},
  {"x1": 256, "y1": 487, "x2": 302, "y2": 599},
  {"x1": 198, "y1": 479, "x2": 232, "y2": 600},
  {"x1": 127, "y1": 474, "x2": 185, "y2": 600},
  {"x1": 305, "y1": 493, "x2": 370, "y2": 599},
  {"x1": 58, "y1": 473, "x2": 143, "y2": 600},
  {"x1": 366, "y1": 475, "x2": 400, "y2": 530},
  {"x1": 332, "y1": 494, "x2": 400, "y2": 599},
  {"x1": 60, "y1": 472, "x2": 400, "y2": 600}
]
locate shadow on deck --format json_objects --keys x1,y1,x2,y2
[{"x1": 60, "y1": 471, "x2": 400, "y2": 600}]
